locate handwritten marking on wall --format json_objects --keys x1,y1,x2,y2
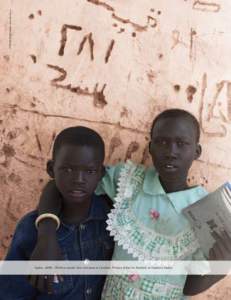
[
  {"x1": 207, "y1": 80, "x2": 231, "y2": 123},
  {"x1": 105, "y1": 39, "x2": 115, "y2": 63},
  {"x1": 141, "y1": 144, "x2": 150, "y2": 164},
  {"x1": 58, "y1": 24, "x2": 82, "y2": 56},
  {"x1": 171, "y1": 30, "x2": 187, "y2": 50},
  {"x1": 93, "y1": 84, "x2": 107, "y2": 108},
  {"x1": 35, "y1": 134, "x2": 42, "y2": 153},
  {"x1": 9, "y1": 9, "x2": 12, "y2": 49},
  {"x1": 174, "y1": 84, "x2": 181, "y2": 92},
  {"x1": 198, "y1": 73, "x2": 229, "y2": 137},
  {"x1": 189, "y1": 28, "x2": 197, "y2": 61},
  {"x1": 227, "y1": 83, "x2": 231, "y2": 121},
  {"x1": 146, "y1": 70, "x2": 156, "y2": 84},
  {"x1": 87, "y1": 0, "x2": 158, "y2": 32},
  {"x1": 186, "y1": 85, "x2": 197, "y2": 102},
  {"x1": 47, "y1": 131, "x2": 56, "y2": 155},
  {"x1": 0, "y1": 144, "x2": 16, "y2": 168},
  {"x1": 125, "y1": 141, "x2": 139, "y2": 160},
  {"x1": 30, "y1": 55, "x2": 37, "y2": 63},
  {"x1": 112, "y1": 13, "x2": 157, "y2": 32},
  {"x1": 172, "y1": 30, "x2": 180, "y2": 49},
  {"x1": 108, "y1": 136, "x2": 122, "y2": 160},
  {"x1": 57, "y1": 25, "x2": 115, "y2": 63},
  {"x1": 47, "y1": 64, "x2": 108, "y2": 108},
  {"x1": 47, "y1": 64, "x2": 67, "y2": 83},
  {"x1": 77, "y1": 33, "x2": 94, "y2": 60},
  {"x1": 87, "y1": 0, "x2": 114, "y2": 12},
  {"x1": 193, "y1": 1, "x2": 221, "y2": 12}
]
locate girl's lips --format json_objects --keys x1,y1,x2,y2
[{"x1": 162, "y1": 164, "x2": 178, "y2": 172}]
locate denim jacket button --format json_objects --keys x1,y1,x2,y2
[
  {"x1": 80, "y1": 224, "x2": 86, "y2": 230},
  {"x1": 86, "y1": 288, "x2": 92, "y2": 294}
]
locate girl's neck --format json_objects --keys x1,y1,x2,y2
[{"x1": 159, "y1": 177, "x2": 189, "y2": 193}]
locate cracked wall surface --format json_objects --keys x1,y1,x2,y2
[{"x1": 1, "y1": 0, "x2": 231, "y2": 298}]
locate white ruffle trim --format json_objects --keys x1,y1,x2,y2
[
  {"x1": 102, "y1": 275, "x2": 183, "y2": 300},
  {"x1": 107, "y1": 160, "x2": 200, "y2": 260}
]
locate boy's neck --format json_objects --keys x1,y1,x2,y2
[
  {"x1": 61, "y1": 197, "x2": 92, "y2": 225},
  {"x1": 159, "y1": 177, "x2": 189, "y2": 193}
]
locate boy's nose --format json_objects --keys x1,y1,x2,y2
[{"x1": 73, "y1": 171, "x2": 85, "y2": 183}]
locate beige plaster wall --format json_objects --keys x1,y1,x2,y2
[{"x1": 1, "y1": 0, "x2": 231, "y2": 298}]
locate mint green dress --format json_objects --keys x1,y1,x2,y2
[{"x1": 96, "y1": 161, "x2": 208, "y2": 300}]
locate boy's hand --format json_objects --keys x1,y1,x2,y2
[
  {"x1": 28, "y1": 231, "x2": 64, "y2": 293},
  {"x1": 209, "y1": 230, "x2": 231, "y2": 261}
]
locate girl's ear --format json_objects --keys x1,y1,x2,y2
[
  {"x1": 101, "y1": 165, "x2": 106, "y2": 178},
  {"x1": 195, "y1": 144, "x2": 202, "y2": 159},
  {"x1": 46, "y1": 160, "x2": 55, "y2": 178}
]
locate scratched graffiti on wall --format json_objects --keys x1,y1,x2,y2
[{"x1": 1, "y1": 1, "x2": 231, "y2": 281}]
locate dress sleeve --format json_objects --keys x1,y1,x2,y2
[
  {"x1": 0, "y1": 212, "x2": 39, "y2": 299},
  {"x1": 95, "y1": 163, "x2": 124, "y2": 201}
]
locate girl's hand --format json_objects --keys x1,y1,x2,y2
[
  {"x1": 28, "y1": 233, "x2": 64, "y2": 293},
  {"x1": 38, "y1": 180, "x2": 62, "y2": 215},
  {"x1": 209, "y1": 230, "x2": 231, "y2": 260}
]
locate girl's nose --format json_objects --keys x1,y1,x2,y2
[{"x1": 165, "y1": 142, "x2": 178, "y2": 158}]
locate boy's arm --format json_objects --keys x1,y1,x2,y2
[
  {"x1": 183, "y1": 231, "x2": 231, "y2": 295},
  {"x1": 3, "y1": 213, "x2": 39, "y2": 299}
]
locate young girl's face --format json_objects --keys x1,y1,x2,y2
[{"x1": 149, "y1": 117, "x2": 201, "y2": 188}]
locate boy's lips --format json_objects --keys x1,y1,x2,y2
[{"x1": 68, "y1": 190, "x2": 87, "y2": 197}]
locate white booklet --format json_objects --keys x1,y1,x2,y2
[{"x1": 183, "y1": 182, "x2": 231, "y2": 257}]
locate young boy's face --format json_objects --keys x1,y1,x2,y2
[
  {"x1": 149, "y1": 117, "x2": 201, "y2": 185},
  {"x1": 49, "y1": 144, "x2": 104, "y2": 204}
]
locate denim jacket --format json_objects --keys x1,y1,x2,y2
[{"x1": 0, "y1": 194, "x2": 114, "y2": 300}]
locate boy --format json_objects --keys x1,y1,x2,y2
[
  {"x1": 32, "y1": 109, "x2": 231, "y2": 299},
  {"x1": 0, "y1": 126, "x2": 114, "y2": 299}
]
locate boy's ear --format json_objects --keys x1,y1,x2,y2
[
  {"x1": 195, "y1": 144, "x2": 202, "y2": 159},
  {"x1": 46, "y1": 160, "x2": 55, "y2": 178},
  {"x1": 148, "y1": 141, "x2": 152, "y2": 154}
]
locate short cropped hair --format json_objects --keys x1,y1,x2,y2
[
  {"x1": 150, "y1": 109, "x2": 200, "y2": 142},
  {"x1": 52, "y1": 126, "x2": 105, "y2": 161}
]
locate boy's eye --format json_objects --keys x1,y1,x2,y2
[
  {"x1": 87, "y1": 170, "x2": 97, "y2": 174},
  {"x1": 176, "y1": 141, "x2": 188, "y2": 147}
]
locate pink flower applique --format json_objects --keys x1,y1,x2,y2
[
  {"x1": 149, "y1": 209, "x2": 160, "y2": 220},
  {"x1": 128, "y1": 274, "x2": 140, "y2": 282}
]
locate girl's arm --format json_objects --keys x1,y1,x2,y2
[
  {"x1": 184, "y1": 231, "x2": 231, "y2": 295},
  {"x1": 29, "y1": 181, "x2": 63, "y2": 293},
  {"x1": 183, "y1": 274, "x2": 225, "y2": 295}
]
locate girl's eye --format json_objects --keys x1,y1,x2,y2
[
  {"x1": 157, "y1": 139, "x2": 167, "y2": 145},
  {"x1": 64, "y1": 167, "x2": 73, "y2": 173}
]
